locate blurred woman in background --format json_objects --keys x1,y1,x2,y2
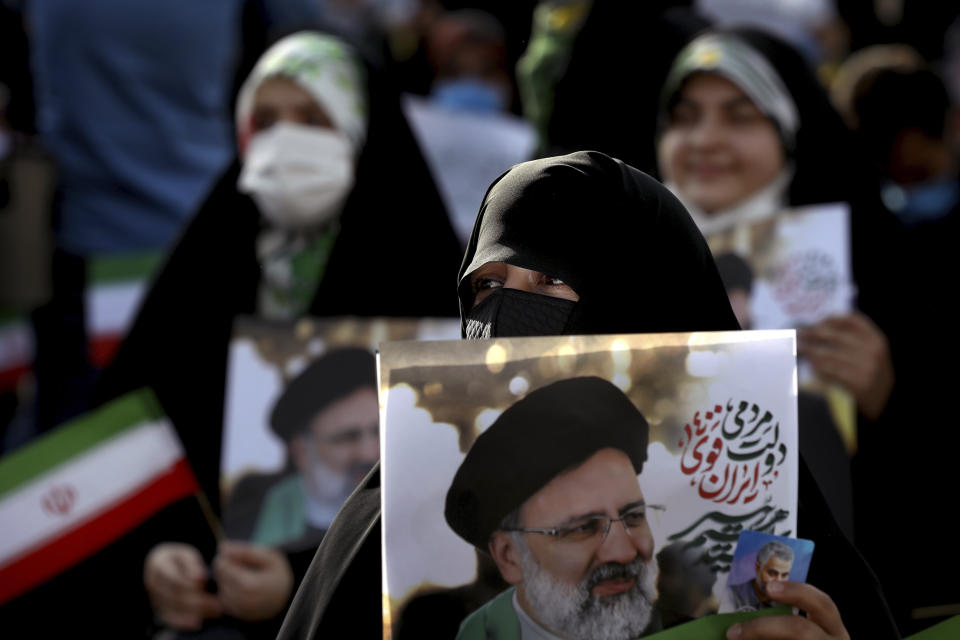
[
  {"x1": 82, "y1": 31, "x2": 461, "y2": 638},
  {"x1": 655, "y1": 29, "x2": 954, "y2": 633}
]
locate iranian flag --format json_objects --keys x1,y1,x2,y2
[
  {"x1": 0, "y1": 389, "x2": 198, "y2": 604},
  {"x1": 85, "y1": 250, "x2": 162, "y2": 368},
  {"x1": 0, "y1": 312, "x2": 33, "y2": 392}
]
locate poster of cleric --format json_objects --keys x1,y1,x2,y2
[
  {"x1": 380, "y1": 331, "x2": 799, "y2": 639},
  {"x1": 219, "y1": 315, "x2": 458, "y2": 551}
]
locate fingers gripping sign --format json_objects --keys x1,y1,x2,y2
[{"x1": 726, "y1": 582, "x2": 850, "y2": 640}]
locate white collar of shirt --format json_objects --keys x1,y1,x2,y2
[{"x1": 669, "y1": 167, "x2": 792, "y2": 237}]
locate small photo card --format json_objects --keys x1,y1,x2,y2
[{"x1": 718, "y1": 530, "x2": 814, "y2": 614}]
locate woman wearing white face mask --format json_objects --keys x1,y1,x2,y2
[
  {"x1": 89, "y1": 32, "x2": 461, "y2": 638},
  {"x1": 234, "y1": 33, "x2": 374, "y2": 319}
]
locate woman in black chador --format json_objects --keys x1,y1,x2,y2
[
  {"x1": 279, "y1": 151, "x2": 898, "y2": 640},
  {"x1": 19, "y1": 32, "x2": 461, "y2": 638}
]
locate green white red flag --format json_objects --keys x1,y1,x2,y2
[
  {"x1": 85, "y1": 251, "x2": 162, "y2": 368},
  {"x1": 0, "y1": 389, "x2": 197, "y2": 604}
]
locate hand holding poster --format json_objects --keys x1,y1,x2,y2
[{"x1": 380, "y1": 331, "x2": 799, "y2": 639}]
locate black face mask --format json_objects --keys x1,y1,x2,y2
[{"x1": 464, "y1": 288, "x2": 577, "y2": 339}]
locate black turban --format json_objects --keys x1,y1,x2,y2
[
  {"x1": 270, "y1": 347, "x2": 376, "y2": 442},
  {"x1": 444, "y1": 376, "x2": 649, "y2": 550}
]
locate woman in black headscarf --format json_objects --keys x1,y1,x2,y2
[{"x1": 279, "y1": 151, "x2": 898, "y2": 640}]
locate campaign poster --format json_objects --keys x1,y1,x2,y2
[
  {"x1": 380, "y1": 331, "x2": 799, "y2": 639},
  {"x1": 220, "y1": 316, "x2": 459, "y2": 551}
]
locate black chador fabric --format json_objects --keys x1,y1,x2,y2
[
  {"x1": 278, "y1": 151, "x2": 899, "y2": 639},
  {"x1": 92, "y1": 56, "x2": 462, "y2": 510},
  {"x1": 542, "y1": 0, "x2": 709, "y2": 176},
  {"x1": 26, "y1": 48, "x2": 462, "y2": 638},
  {"x1": 458, "y1": 151, "x2": 740, "y2": 335}
]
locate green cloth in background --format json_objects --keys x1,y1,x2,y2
[{"x1": 903, "y1": 616, "x2": 960, "y2": 640}]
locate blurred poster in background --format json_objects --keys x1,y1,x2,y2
[
  {"x1": 220, "y1": 316, "x2": 458, "y2": 551},
  {"x1": 704, "y1": 203, "x2": 853, "y2": 331},
  {"x1": 703, "y1": 203, "x2": 857, "y2": 450}
]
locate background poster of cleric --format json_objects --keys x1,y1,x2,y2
[{"x1": 379, "y1": 331, "x2": 798, "y2": 638}]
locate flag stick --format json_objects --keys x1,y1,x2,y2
[{"x1": 194, "y1": 490, "x2": 224, "y2": 541}]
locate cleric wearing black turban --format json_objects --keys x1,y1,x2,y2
[
  {"x1": 224, "y1": 348, "x2": 379, "y2": 550},
  {"x1": 445, "y1": 376, "x2": 661, "y2": 640}
]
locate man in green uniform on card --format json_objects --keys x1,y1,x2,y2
[{"x1": 445, "y1": 376, "x2": 663, "y2": 640}]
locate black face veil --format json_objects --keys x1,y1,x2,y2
[{"x1": 458, "y1": 150, "x2": 740, "y2": 337}]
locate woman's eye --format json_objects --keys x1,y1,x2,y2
[
  {"x1": 251, "y1": 110, "x2": 276, "y2": 132},
  {"x1": 727, "y1": 108, "x2": 764, "y2": 124},
  {"x1": 541, "y1": 275, "x2": 567, "y2": 287},
  {"x1": 472, "y1": 277, "x2": 503, "y2": 293},
  {"x1": 669, "y1": 104, "x2": 698, "y2": 126}
]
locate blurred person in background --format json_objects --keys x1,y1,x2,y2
[
  {"x1": 835, "y1": 1, "x2": 959, "y2": 65},
  {"x1": 0, "y1": 2, "x2": 44, "y2": 450},
  {"x1": 516, "y1": 0, "x2": 708, "y2": 175},
  {"x1": 90, "y1": 31, "x2": 461, "y2": 638},
  {"x1": 426, "y1": 8, "x2": 514, "y2": 113},
  {"x1": 655, "y1": 29, "x2": 894, "y2": 539},
  {"x1": 657, "y1": 29, "x2": 904, "y2": 425},
  {"x1": 851, "y1": 67, "x2": 958, "y2": 227},
  {"x1": 17, "y1": 0, "x2": 324, "y2": 441},
  {"x1": 3, "y1": 29, "x2": 459, "y2": 637},
  {"x1": 656, "y1": 28, "x2": 959, "y2": 634},
  {"x1": 403, "y1": 8, "x2": 537, "y2": 246},
  {"x1": 828, "y1": 43, "x2": 924, "y2": 132},
  {"x1": 842, "y1": 59, "x2": 960, "y2": 633}
]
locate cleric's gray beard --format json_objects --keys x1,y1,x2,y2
[{"x1": 514, "y1": 534, "x2": 657, "y2": 640}]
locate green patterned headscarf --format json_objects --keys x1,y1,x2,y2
[{"x1": 236, "y1": 32, "x2": 368, "y2": 155}]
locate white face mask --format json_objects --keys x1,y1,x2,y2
[{"x1": 238, "y1": 122, "x2": 356, "y2": 229}]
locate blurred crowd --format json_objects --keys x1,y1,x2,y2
[{"x1": 1, "y1": 0, "x2": 959, "y2": 638}]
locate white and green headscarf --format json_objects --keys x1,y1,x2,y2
[{"x1": 235, "y1": 32, "x2": 369, "y2": 156}]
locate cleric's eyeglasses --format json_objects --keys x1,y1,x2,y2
[
  {"x1": 502, "y1": 504, "x2": 665, "y2": 544},
  {"x1": 316, "y1": 423, "x2": 379, "y2": 446}
]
